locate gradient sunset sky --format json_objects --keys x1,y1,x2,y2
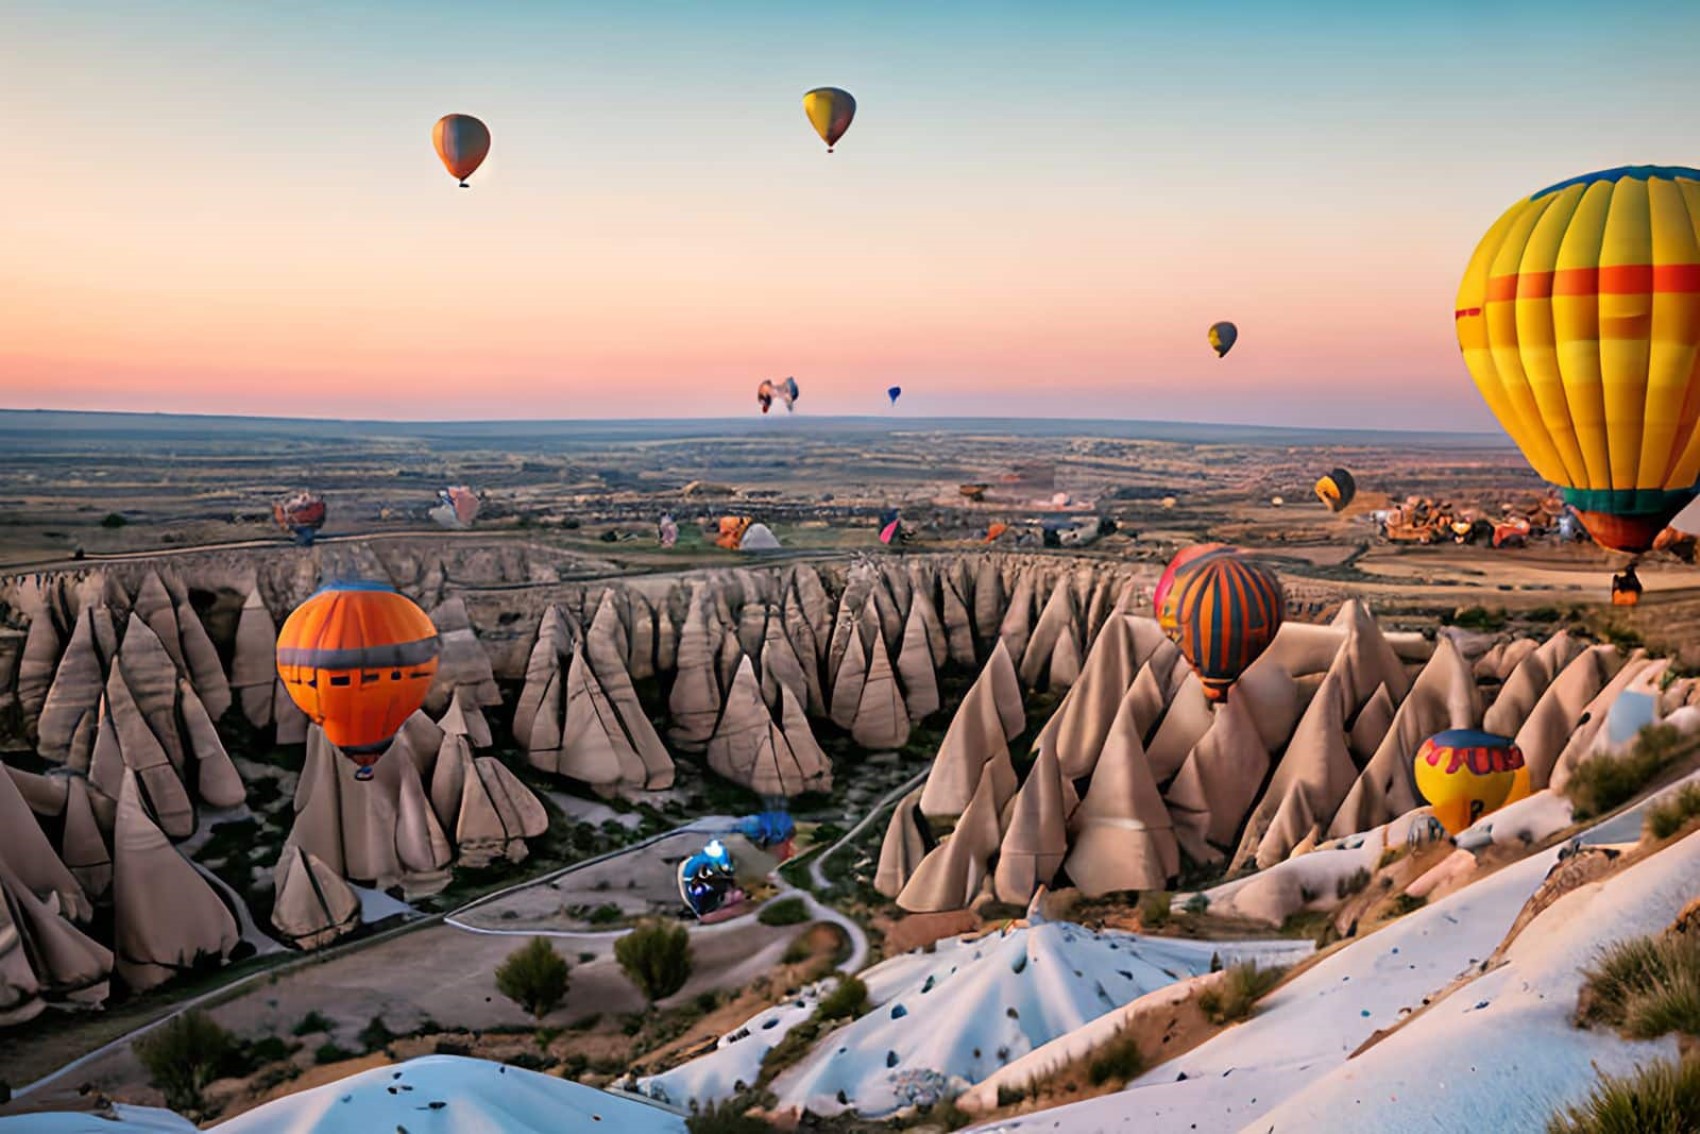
[{"x1": 3, "y1": 0, "x2": 1697, "y2": 426}]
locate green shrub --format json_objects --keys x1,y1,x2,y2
[
  {"x1": 758, "y1": 897, "x2": 809, "y2": 926},
  {"x1": 1580, "y1": 932, "x2": 1700, "y2": 1040},
  {"x1": 1547, "y1": 1056, "x2": 1700, "y2": 1134},
  {"x1": 291, "y1": 1010, "x2": 334, "y2": 1037},
  {"x1": 1390, "y1": 893, "x2": 1427, "y2": 916},
  {"x1": 357, "y1": 1015, "x2": 396, "y2": 1052},
  {"x1": 1644, "y1": 783, "x2": 1700, "y2": 841},
  {"x1": 1337, "y1": 868, "x2": 1372, "y2": 901},
  {"x1": 1566, "y1": 725, "x2": 1693, "y2": 820},
  {"x1": 781, "y1": 933, "x2": 815, "y2": 965},
  {"x1": 686, "y1": 1099, "x2": 772, "y2": 1133},
  {"x1": 495, "y1": 937, "x2": 572, "y2": 1019},
  {"x1": 135, "y1": 1011, "x2": 240, "y2": 1113},
  {"x1": 816, "y1": 975, "x2": 869, "y2": 1021},
  {"x1": 1086, "y1": 1029, "x2": 1146, "y2": 1086},
  {"x1": 1452, "y1": 606, "x2": 1506, "y2": 632},
  {"x1": 100, "y1": 512, "x2": 128, "y2": 529},
  {"x1": 247, "y1": 1035, "x2": 296, "y2": 1064},
  {"x1": 1183, "y1": 893, "x2": 1210, "y2": 915},
  {"x1": 588, "y1": 903, "x2": 624, "y2": 926},
  {"x1": 314, "y1": 1042, "x2": 356, "y2": 1065},
  {"x1": 1198, "y1": 963, "x2": 1287, "y2": 1025},
  {"x1": 1139, "y1": 892, "x2": 1172, "y2": 928},
  {"x1": 615, "y1": 920, "x2": 693, "y2": 1003},
  {"x1": 996, "y1": 1082, "x2": 1028, "y2": 1107}
]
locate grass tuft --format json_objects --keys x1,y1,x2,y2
[
  {"x1": 1547, "y1": 1056, "x2": 1700, "y2": 1134},
  {"x1": 1579, "y1": 932, "x2": 1700, "y2": 1040},
  {"x1": 1566, "y1": 724, "x2": 1694, "y2": 820},
  {"x1": 1197, "y1": 962, "x2": 1287, "y2": 1025},
  {"x1": 1644, "y1": 783, "x2": 1700, "y2": 841},
  {"x1": 1086, "y1": 1028, "x2": 1146, "y2": 1087}
]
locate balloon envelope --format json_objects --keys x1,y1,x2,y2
[
  {"x1": 1314, "y1": 468, "x2": 1357, "y2": 512},
  {"x1": 432, "y1": 114, "x2": 490, "y2": 186},
  {"x1": 1170, "y1": 552, "x2": 1283, "y2": 703},
  {"x1": 1154, "y1": 542, "x2": 1230, "y2": 637},
  {"x1": 803, "y1": 87, "x2": 856, "y2": 151},
  {"x1": 888, "y1": 386, "x2": 902, "y2": 405},
  {"x1": 276, "y1": 581, "x2": 441, "y2": 775},
  {"x1": 273, "y1": 491, "x2": 326, "y2": 546},
  {"x1": 1456, "y1": 165, "x2": 1700, "y2": 553},
  {"x1": 1413, "y1": 728, "x2": 1524, "y2": 836},
  {"x1": 878, "y1": 508, "x2": 900, "y2": 545},
  {"x1": 1208, "y1": 321, "x2": 1238, "y2": 357}
]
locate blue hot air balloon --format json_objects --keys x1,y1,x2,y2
[{"x1": 887, "y1": 386, "x2": 902, "y2": 406}]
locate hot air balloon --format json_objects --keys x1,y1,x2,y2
[
  {"x1": 432, "y1": 114, "x2": 490, "y2": 188},
  {"x1": 984, "y1": 521, "x2": 1010, "y2": 543},
  {"x1": 1169, "y1": 551, "x2": 1283, "y2": 703},
  {"x1": 430, "y1": 486, "x2": 480, "y2": 530},
  {"x1": 1611, "y1": 564, "x2": 1644, "y2": 606},
  {"x1": 1456, "y1": 166, "x2": 1700, "y2": 561},
  {"x1": 273, "y1": 490, "x2": 326, "y2": 546},
  {"x1": 1208, "y1": 322, "x2": 1238, "y2": 358},
  {"x1": 1314, "y1": 468, "x2": 1357, "y2": 513},
  {"x1": 275, "y1": 581, "x2": 441, "y2": 779},
  {"x1": 658, "y1": 514, "x2": 679, "y2": 549},
  {"x1": 878, "y1": 508, "x2": 901, "y2": 545},
  {"x1": 803, "y1": 87, "x2": 856, "y2": 152},
  {"x1": 888, "y1": 386, "x2": 902, "y2": 406},
  {"x1": 716, "y1": 516, "x2": 753, "y2": 549},
  {"x1": 1412, "y1": 729, "x2": 1525, "y2": 836},
  {"x1": 1154, "y1": 542, "x2": 1230, "y2": 638},
  {"x1": 757, "y1": 377, "x2": 799, "y2": 415},
  {"x1": 678, "y1": 839, "x2": 741, "y2": 919}
]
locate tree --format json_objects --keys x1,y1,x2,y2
[
  {"x1": 495, "y1": 937, "x2": 571, "y2": 1019},
  {"x1": 134, "y1": 1010, "x2": 238, "y2": 1113},
  {"x1": 615, "y1": 919, "x2": 693, "y2": 1003}
]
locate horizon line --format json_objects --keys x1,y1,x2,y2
[{"x1": 0, "y1": 406, "x2": 1508, "y2": 442}]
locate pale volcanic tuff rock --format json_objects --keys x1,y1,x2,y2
[
  {"x1": 0, "y1": 861, "x2": 112, "y2": 1024},
  {"x1": 874, "y1": 788, "x2": 932, "y2": 899},
  {"x1": 426, "y1": 596, "x2": 503, "y2": 715},
  {"x1": 271, "y1": 844, "x2": 361, "y2": 951},
  {"x1": 1166, "y1": 693, "x2": 1271, "y2": 866},
  {"x1": 231, "y1": 585, "x2": 278, "y2": 728},
  {"x1": 112, "y1": 768, "x2": 240, "y2": 992},
  {"x1": 1482, "y1": 630, "x2": 1585, "y2": 738},
  {"x1": 1064, "y1": 679, "x2": 1179, "y2": 893},
  {"x1": 707, "y1": 657, "x2": 831, "y2": 797},
  {"x1": 917, "y1": 639, "x2": 1023, "y2": 818},
  {"x1": 993, "y1": 743, "x2": 1077, "y2": 904},
  {"x1": 1514, "y1": 644, "x2": 1621, "y2": 792},
  {"x1": 898, "y1": 760, "x2": 1009, "y2": 913}
]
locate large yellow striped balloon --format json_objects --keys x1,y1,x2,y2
[{"x1": 1455, "y1": 166, "x2": 1700, "y2": 553}]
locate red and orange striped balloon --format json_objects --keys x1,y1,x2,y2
[
  {"x1": 276, "y1": 581, "x2": 440, "y2": 777},
  {"x1": 1169, "y1": 551, "x2": 1283, "y2": 703},
  {"x1": 1154, "y1": 542, "x2": 1232, "y2": 639}
]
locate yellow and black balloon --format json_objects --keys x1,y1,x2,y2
[
  {"x1": 1456, "y1": 165, "x2": 1700, "y2": 557},
  {"x1": 803, "y1": 87, "x2": 855, "y2": 153},
  {"x1": 1412, "y1": 728, "x2": 1525, "y2": 836},
  {"x1": 1208, "y1": 321, "x2": 1238, "y2": 358},
  {"x1": 1314, "y1": 467, "x2": 1356, "y2": 512}
]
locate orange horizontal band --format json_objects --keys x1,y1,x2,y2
[{"x1": 1485, "y1": 263, "x2": 1700, "y2": 302}]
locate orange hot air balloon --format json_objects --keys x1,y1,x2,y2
[
  {"x1": 276, "y1": 581, "x2": 441, "y2": 778},
  {"x1": 984, "y1": 521, "x2": 1010, "y2": 543},
  {"x1": 1153, "y1": 543, "x2": 1230, "y2": 638},
  {"x1": 432, "y1": 114, "x2": 491, "y2": 187},
  {"x1": 1170, "y1": 551, "x2": 1284, "y2": 703}
]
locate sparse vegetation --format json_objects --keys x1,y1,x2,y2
[
  {"x1": 758, "y1": 896, "x2": 809, "y2": 926},
  {"x1": 1337, "y1": 868, "x2": 1371, "y2": 901},
  {"x1": 1566, "y1": 724, "x2": 1694, "y2": 820},
  {"x1": 1183, "y1": 892, "x2": 1210, "y2": 915},
  {"x1": 1579, "y1": 933, "x2": 1700, "y2": 1040},
  {"x1": 100, "y1": 512, "x2": 128, "y2": 528},
  {"x1": 357, "y1": 1015, "x2": 396, "y2": 1052},
  {"x1": 817, "y1": 975, "x2": 869, "y2": 1021},
  {"x1": 686, "y1": 1098, "x2": 772, "y2": 1133},
  {"x1": 135, "y1": 1011, "x2": 239, "y2": 1113},
  {"x1": 1139, "y1": 892, "x2": 1172, "y2": 928},
  {"x1": 1546, "y1": 1056, "x2": 1700, "y2": 1134},
  {"x1": 1450, "y1": 606, "x2": 1507, "y2": 632},
  {"x1": 290, "y1": 1009, "x2": 334, "y2": 1037},
  {"x1": 1198, "y1": 962, "x2": 1287, "y2": 1025},
  {"x1": 1087, "y1": 1028, "x2": 1147, "y2": 1086},
  {"x1": 313, "y1": 1041, "x2": 356, "y2": 1064},
  {"x1": 1644, "y1": 783, "x2": 1700, "y2": 841},
  {"x1": 615, "y1": 919, "x2": 694, "y2": 1003},
  {"x1": 495, "y1": 937, "x2": 572, "y2": 1019},
  {"x1": 1390, "y1": 893, "x2": 1428, "y2": 916}
]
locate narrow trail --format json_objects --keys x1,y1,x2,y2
[{"x1": 807, "y1": 767, "x2": 929, "y2": 892}]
